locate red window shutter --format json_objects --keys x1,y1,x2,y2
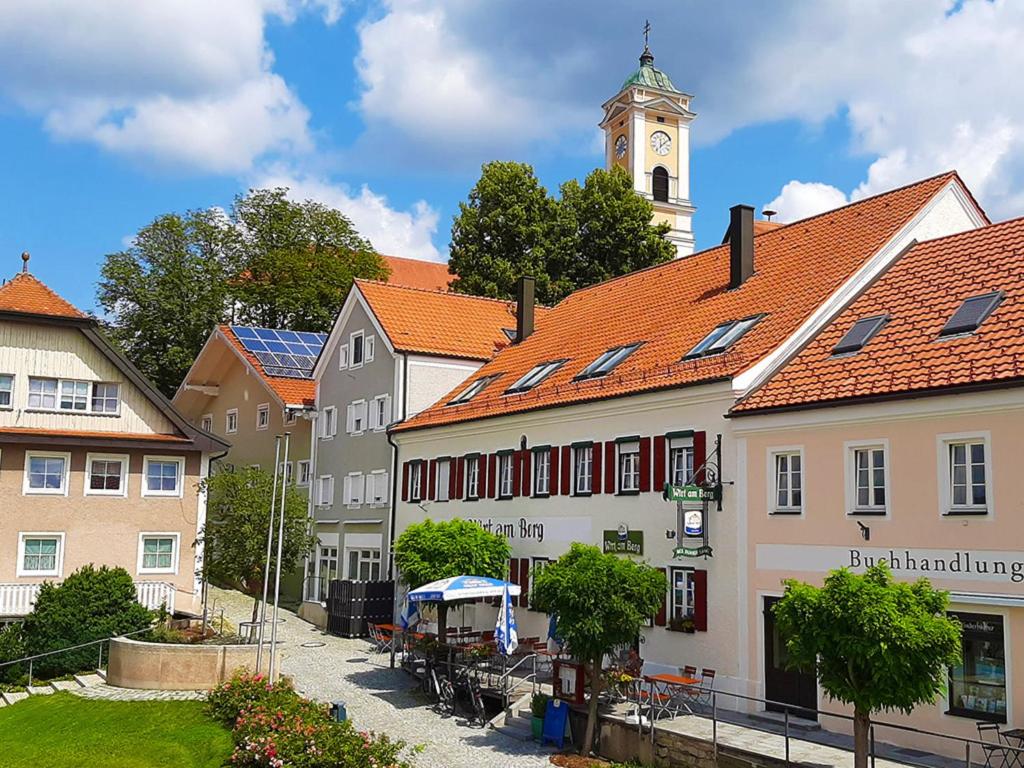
[
  {"x1": 478, "y1": 453, "x2": 488, "y2": 497},
  {"x1": 453, "y1": 458, "x2": 463, "y2": 500},
  {"x1": 518, "y1": 558, "x2": 530, "y2": 608},
  {"x1": 401, "y1": 462, "x2": 410, "y2": 502},
  {"x1": 512, "y1": 450, "x2": 522, "y2": 497},
  {"x1": 591, "y1": 443, "x2": 603, "y2": 495},
  {"x1": 692, "y1": 569, "x2": 708, "y2": 631},
  {"x1": 560, "y1": 446, "x2": 571, "y2": 495},
  {"x1": 509, "y1": 557, "x2": 520, "y2": 587},
  {"x1": 487, "y1": 453, "x2": 497, "y2": 498},
  {"x1": 521, "y1": 450, "x2": 532, "y2": 496},
  {"x1": 639, "y1": 437, "x2": 651, "y2": 492},
  {"x1": 603, "y1": 442, "x2": 615, "y2": 494},
  {"x1": 653, "y1": 435, "x2": 666, "y2": 491},
  {"x1": 654, "y1": 567, "x2": 667, "y2": 627},
  {"x1": 427, "y1": 459, "x2": 437, "y2": 500},
  {"x1": 550, "y1": 446, "x2": 560, "y2": 495},
  {"x1": 694, "y1": 431, "x2": 707, "y2": 485}
]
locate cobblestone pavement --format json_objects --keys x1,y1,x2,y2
[
  {"x1": 72, "y1": 685, "x2": 206, "y2": 702},
  {"x1": 210, "y1": 587, "x2": 551, "y2": 768}
]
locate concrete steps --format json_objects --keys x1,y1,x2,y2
[{"x1": 1, "y1": 668, "x2": 105, "y2": 707}]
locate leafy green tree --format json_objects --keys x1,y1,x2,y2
[
  {"x1": 448, "y1": 161, "x2": 557, "y2": 302},
  {"x1": 199, "y1": 467, "x2": 317, "y2": 623},
  {"x1": 774, "y1": 564, "x2": 962, "y2": 768},
  {"x1": 548, "y1": 166, "x2": 674, "y2": 301},
  {"x1": 392, "y1": 519, "x2": 511, "y2": 639},
  {"x1": 227, "y1": 188, "x2": 388, "y2": 330},
  {"x1": 21, "y1": 565, "x2": 153, "y2": 678},
  {"x1": 532, "y1": 543, "x2": 665, "y2": 755},
  {"x1": 98, "y1": 210, "x2": 231, "y2": 397}
]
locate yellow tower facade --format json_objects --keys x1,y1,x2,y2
[{"x1": 600, "y1": 44, "x2": 696, "y2": 257}]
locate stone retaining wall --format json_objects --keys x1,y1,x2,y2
[{"x1": 107, "y1": 637, "x2": 281, "y2": 691}]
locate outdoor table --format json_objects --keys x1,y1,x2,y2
[
  {"x1": 1002, "y1": 728, "x2": 1024, "y2": 765},
  {"x1": 641, "y1": 673, "x2": 701, "y2": 721}
]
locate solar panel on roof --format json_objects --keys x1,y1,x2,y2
[
  {"x1": 230, "y1": 325, "x2": 327, "y2": 379},
  {"x1": 832, "y1": 315, "x2": 888, "y2": 355},
  {"x1": 940, "y1": 292, "x2": 1003, "y2": 337}
]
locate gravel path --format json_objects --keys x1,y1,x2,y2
[{"x1": 209, "y1": 587, "x2": 551, "y2": 768}]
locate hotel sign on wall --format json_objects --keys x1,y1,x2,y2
[
  {"x1": 464, "y1": 516, "x2": 592, "y2": 544},
  {"x1": 602, "y1": 527, "x2": 644, "y2": 555},
  {"x1": 757, "y1": 544, "x2": 1024, "y2": 586}
]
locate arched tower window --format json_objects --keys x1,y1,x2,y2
[{"x1": 652, "y1": 166, "x2": 670, "y2": 202}]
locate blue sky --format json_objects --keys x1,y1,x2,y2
[{"x1": 0, "y1": 1, "x2": 1016, "y2": 313}]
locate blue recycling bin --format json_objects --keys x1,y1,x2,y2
[{"x1": 330, "y1": 700, "x2": 348, "y2": 722}]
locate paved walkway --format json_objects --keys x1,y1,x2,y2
[
  {"x1": 72, "y1": 685, "x2": 206, "y2": 702},
  {"x1": 210, "y1": 587, "x2": 551, "y2": 768}
]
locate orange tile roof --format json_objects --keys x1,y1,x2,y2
[
  {"x1": 357, "y1": 280, "x2": 551, "y2": 360},
  {"x1": 396, "y1": 172, "x2": 970, "y2": 432},
  {"x1": 733, "y1": 215, "x2": 1024, "y2": 414},
  {"x1": 219, "y1": 325, "x2": 316, "y2": 407},
  {"x1": 382, "y1": 255, "x2": 454, "y2": 292},
  {"x1": 0, "y1": 426, "x2": 190, "y2": 443},
  {"x1": 0, "y1": 272, "x2": 86, "y2": 319}
]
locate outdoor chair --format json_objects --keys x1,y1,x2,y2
[
  {"x1": 692, "y1": 668, "x2": 716, "y2": 710},
  {"x1": 681, "y1": 665, "x2": 698, "y2": 678},
  {"x1": 368, "y1": 623, "x2": 394, "y2": 659},
  {"x1": 977, "y1": 723, "x2": 1023, "y2": 768}
]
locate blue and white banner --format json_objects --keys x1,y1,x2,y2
[{"x1": 495, "y1": 584, "x2": 519, "y2": 656}]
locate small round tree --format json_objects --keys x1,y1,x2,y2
[
  {"x1": 199, "y1": 466, "x2": 317, "y2": 622},
  {"x1": 532, "y1": 543, "x2": 665, "y2": 755},
  {"x1": 392, "y1": 518, "x2": 511, "y2": 639},
  {"x1": 774, "y1": 563, "x2": 962, "y2": 768}
]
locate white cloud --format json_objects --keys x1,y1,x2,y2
[
  {"x1": 765, "y1": 181, "x2": 849, "y2": 223},
  {"x1": 0, "y1": 0, "x2": 339, "y2": 173},
  {"x1": 255, "y1": 168, "x2": 443, "y2": 261}
]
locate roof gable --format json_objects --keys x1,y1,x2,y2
[{"x1": 0, "y1": 272, "x2": 86, "y2": 319}]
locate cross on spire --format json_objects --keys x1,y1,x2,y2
[
  {"x1": 640, "y1": 20, "x2": 654, "y2": 66},
  {"x1": 643, "y1": 19, "x2": 651, "y2": 48}
]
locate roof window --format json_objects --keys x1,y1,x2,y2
[
  {"x1": 831, "y1": 315, "x2": 888, "y2": 355},
  {"x1": 505, "y1": 360, "x2": 566, "y2": 394},
  {"x1": 574, "y1": 343, "x2": 642, "y2": 381},
  {"x1": 684, "y1": 315, "x2": 763, "y2": 359},
  {"x1": 940, "y1": 292, "x2": 1003, "y2": 337},
  {"x1": 447, "y1": 374, "x2": 501, "y2": 406}
]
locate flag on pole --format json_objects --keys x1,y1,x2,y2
[
  {"x1": 495, "y1": 583, "x2": 519, "y2": 655},
  {"x1": 546, "y1": 612, "x2": 563, "y2": 654},
  {"x1": 399, "y1": 599, "x2": 420, "y2": 630}
]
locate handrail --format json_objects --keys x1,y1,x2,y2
[
  {"x1": 497, "y1": 653, "x2": 538, "y2": 701},
  {"x1": 0, "y1": 626, "x2": 155, "y2": 687}
]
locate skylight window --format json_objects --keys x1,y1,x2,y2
[
  {"x1": 832, "y1": 315, "x2": 889, "y2": 355},
  {"x1": 574, "y1": 343, "x2": 642, "y2": 381},
  {"x1": 447, "y1": 374, "x2": 500, "y2": 405},
  {"x1": 940, "y1": 292, "x2": 1003, "y2": 337},
  {"x1": 505, "y1": 360, "x2": 566, "y2": 394},
  {"x1": 684, "y1": 315, "x2": 764, "y2": 359}
]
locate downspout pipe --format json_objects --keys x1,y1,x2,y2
[{"x1": 385, "y1": 352, "x2": 409, "y2": 582}]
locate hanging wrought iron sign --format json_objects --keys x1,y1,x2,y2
[{"x1": 665, "y1": 434, "x2": 723, "y2": 560}]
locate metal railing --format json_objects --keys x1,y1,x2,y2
[
  {"x1": 633, "y1": 685, "x2": 1024, "y2": 768},
  {"x1": 0, "y1": 627, "x2": 154, "y2": 688},
  {"x1": 497, "y1": 653, "x2": 538, "y2": 702}
]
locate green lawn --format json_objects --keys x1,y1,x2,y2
[{"x1": 0, "y1": 692, "x2": 233, "y2": 768}]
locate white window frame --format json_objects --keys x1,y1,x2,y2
[
  {"x1": 17, "y1": 532, "x2": 65, "y2": 578},
  {"x1": 350, "y1": 330, "x2": 365, "y2": 368},
  {"x1": 321, "y1": 406, "x2": 337, "y2": 439},
  {"x1": 338, "y1": 343, "x2": 350, "y2": 370},
  {"x1": 278, "y1": 461, "x2": 294, "y2": 485},
  {"x1": 533, "y1": 449, "x2": 550, "y2": 496},
  {"x1": 937, "y1": 432, "x2": 993, "y2": 516},
  {"x1": 368, "y1": 469, "x2": 389, "y2": 506},
  {"x1": 297, "y1": 460, "x2": 311, "y2": 487},
  {"x1": 90, "y1": 382, "x2": 121, "y2": 415},
  {"x1": 256, "y1": 403, "x2": 270, "y2": 431},
  {"x1": 136, "y1": 532, "x2": 180, "y2": 575},
  {"x1": 23, "y1": 451, "x2": 71, "y2": 496},
  {"x1": 344, "y1": 472, "x2": 365, "y2": 507},
  {"x1": 200, "y1": 413, "x2": 213, "y2": 432},
  {"x1": 347, "y1": 399, "x2": 367, "y2": 435},
  {"x1": 844, "y1": 439, "x2": 890, "y2": 516},
  {"x1": 498, "y1": 452, "x2": 514, "y2": 499},
  {"x1": 283, "y1": 409, "x2": 298, "y2": 427},
  {"x1": 573, "y1": 444, "x2": 593, "y2": 495},
  {"x1": 142, "y1": 455, "x2": 185, "y2": 498},
  {"x1": 668, "y1": 436, "x2": 694, "y2": 487},
  {"x1": 316, "y1": 475, "x2": 335, "y2": 507},
  {"x1": 436, "y1": 459, "x2": 451, "y2": 502},
  {"x1": 345, "y1": 547, "x2": 382, "y2": 581},
  {"x1": 409, "y1": 461, "x2": 424, "y2": 503},
  {"x1": 768, "y1": 446, "x2": 804, "y2": 515},
  {"x1": 0, "y1": 373, "x2": 13, "y2": 410},
  {"x1": 617, "y1": 441, "x2": 640, "y2": 494},
  {"x1": 26, "y1": 377, "x2": 120, "y2": 415},
  {"x1": 670, "y1": 566, "x2": 696, "y2": 622},
  {"x1": 370, "y1": 394, "x2": 391, "y2": 432},
  {"x1": 465, "y1": 456, "x2": 480, "y2": 500},
  {"x1": 84, "y1": 452, "x2": 129, "y2": 497},
  {"x1": 225, "y1": 408, "x2": 238, "y2": 434},
  {"x1": 365, "y1": 335, "x2": 375, "y2": 363}
]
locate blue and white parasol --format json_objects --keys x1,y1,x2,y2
[
  {"x1": 407, "y1": 575, "x2": 521, "y2": 603},
  {"x1": 495, "y1": 583, "x2": 519, "y2": 656}
]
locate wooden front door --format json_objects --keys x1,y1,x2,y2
[{"x1": 763, "y1": 596, "x2": 818, "y2": 718}]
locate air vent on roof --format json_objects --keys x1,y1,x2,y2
[
  {"x1": 832, "y1": 315, "x2": 888, "y2": 355},
  {"x1": 574, "y1": 343, "x2": 642, "y2": 381},
  {"x1": 505, "y1": 360, "x2": 566, "y2": 394},
  {"x1": 939, "y1": 291, "x2": 1003, "y2": 337}
]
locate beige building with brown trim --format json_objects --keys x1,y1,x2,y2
[{"x1": 0, "y1": 263, "x2": 228, "y2": 618}]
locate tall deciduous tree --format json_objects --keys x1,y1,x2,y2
[
  {"x1": 97, "y1": 210, "x2": 230, "y2": 397},
  {"x1": 199, "y1": 467, "x2": 317, "y2": 623},
  {"x1": 532, "y1": 543, "x2": 665, "y2": 755},
  {"x1": 774, "y1": 564, "x2": 962, "y2": 768},
  {"x1": 392, "y1": 519, "x2": 511, "y2": 639}
]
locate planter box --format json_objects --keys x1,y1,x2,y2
[{"x1": 106, "y1": 637, "x2": 281, "y2": 691}]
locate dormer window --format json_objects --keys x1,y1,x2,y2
[
  {"x1": 832, "y1": 315, "x2": 888, "y2": 356},
  {"x1": 575, "y1": 344, "x2": 642, "y2": 381},
  {"x1": 684, "y1": 316, "x2": 763, "y2": 359},
  {"x1": 448, "y1": 374, "x2": 501, "y2": 405},
  {"x1": 505, "y1": 360, "x2": 566, "y2": 394},
  {"x1": 940, "y1": 291, "x2": 1003, "y2": 337}
]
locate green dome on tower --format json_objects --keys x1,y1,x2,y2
[{"x1": 621, "y1": 45, "x2": 680, "y2": 93}]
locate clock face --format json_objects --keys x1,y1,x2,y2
[
  {"x1": 650, "y1": 130, "x2": 672, "y2": 156},
  {"x1": 614, "y1": 134, "x2": 628, "y2": 159}
]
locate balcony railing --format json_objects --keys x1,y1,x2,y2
[{"x1": 0, "y1": 581, "x2": 176, "y2": 617}]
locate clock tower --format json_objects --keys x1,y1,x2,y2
[{"x1": 600, "y1": 37, "x2": 696, "y2": 257}]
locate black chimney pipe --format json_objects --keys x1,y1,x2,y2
[
  {"x1": 729, "y1": 204, "x2": 755, "y2": 289},
  {"x1": 515, "y1": 276, "x2": 535, "y2": 343}
]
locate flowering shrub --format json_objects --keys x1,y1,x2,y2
[{"x1": 208, "y1": 670, "x2": 413, "y2": 768}]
